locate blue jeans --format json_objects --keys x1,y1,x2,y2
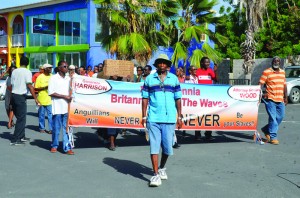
[
  {"x1": 263, "y1": 99, "x2": 285, "y2": 140},
  {"x1": 38, "y1": 105, "x2": 53, "y2": 131},
  {"x1": 51, "y1": 114, "x2": 71, "y2": 152},
  {"x1": 147, "y1": 122, "x2": 175, "y2": 155}
]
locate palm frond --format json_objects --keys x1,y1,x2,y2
[
  {"x1": 202, "y1": 42, "x2": 222, "y2": 63},
  {"x1": 189, "y1": 49, "x2": 206, "y2": 68},
  {"x1": 171, "y1": 42, "x2": 188, "y2": 67},
  {"x1": 184, "y1": 26, "x2": 206, "y2": 42}
]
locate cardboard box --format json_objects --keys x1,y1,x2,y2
[{"x1": 104, "y1": 59, "x2": 134, "y2": 80}]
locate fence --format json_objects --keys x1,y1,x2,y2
[
  {"x1": 0, "y1": 35, "x2": 7, "y2": 47},
  {"x1": 11, "y1": 34, "x2": 24, "y2": 47},
  {"x1": 217, "y1": 79, "x2": 251, "y2": 85}
]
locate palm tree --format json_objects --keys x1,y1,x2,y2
[
  {"x1": 168, "y1": 0, "x2": 228, "y2": 68},
  {"x1": 236, "y1": 0, "x2": 268, "y2": 74},
  {"x1": 93, "y1": 0, "x2": 178, "y2": 66}
]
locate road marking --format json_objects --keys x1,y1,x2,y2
[{"x1": 282, "y1": 121, "x2": 300, "y2": 124}]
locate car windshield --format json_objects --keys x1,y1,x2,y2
[{"x1": 285, "y1": 67, "x2": 300, "y2": 78}]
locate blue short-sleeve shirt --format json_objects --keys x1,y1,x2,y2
[{"x1": 142, "y1": 71, "x2": 182, "y2": 123}]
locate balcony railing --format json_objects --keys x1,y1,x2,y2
[
  {"x1": 217, "y1": 79, "x2": 251, "y2": 85},
  {"x1": 0, "y1": 35, "x2": 7, "y2": 47},
  {"x1": 11, "y1": 34, "x2": 24, "y2": 47}
]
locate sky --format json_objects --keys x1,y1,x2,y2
[
  {"x1": 214, "y1": 0, "x2": 233, "y2": 14},
  {"x1": 0, "y1": 0, "x2": 51, "y2": 10}
]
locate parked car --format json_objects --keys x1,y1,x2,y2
[
  {"x1": 285, "y1": 66, "x2": 300, "y2": 104},
  {"x1": 0, "y1": 75, "x2": 7, "y2": 100}
]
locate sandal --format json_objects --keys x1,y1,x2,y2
[
  {"x1": 108, "y1": 146, "x2": 116, "y2": 151},
  {"x1": 45, "y1": 130, "x2": 52, "y2": 134}
]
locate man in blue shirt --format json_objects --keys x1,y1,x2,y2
[{"x1": 141, "y1": 54, "x2": 182, "y2": 187}]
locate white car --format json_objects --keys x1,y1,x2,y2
[
  {"x1": 285, "y1": 66, "x2": 300, "y2": 104},
  {"x1": 0, "y1": 75, "x2": 7, "y2": 100}
]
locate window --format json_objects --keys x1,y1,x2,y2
[
  {"x1": 58, "y1": 52, "x2": 86, "y2": 66},
  {"x1": 58, "y1": 9, "x2": 87, "y2": 45},
  {"x1": 28, "y1": 14, "x2": 55, "y2": 47},
  {"x1": 29, "y1": 53, "x2": 53, "y2": 70},
  {"x1": 13, "y1": 23, "x2": 22, "y2": 34}
]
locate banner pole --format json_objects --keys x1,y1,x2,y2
[{"x1": 66, "y1": 76, "x2": 73, "y2": 133}]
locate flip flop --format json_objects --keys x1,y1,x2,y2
[{"x1": 108, "y1": 146, "x2": 116, "y2": 151}]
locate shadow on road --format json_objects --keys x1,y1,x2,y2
[
  {"x1": 26, "y1": 124, "x2": 40, "y2": 132},
  {"x1": 103, "y1": 157, "x2": 152, "y2": 182},
  {"x1": 0, "y1": 121, "x2": 8, "y2": 127},
  {"x1": 0, "y1": 132, "x2": 12, "y2": 141},
  {"x1": 30, "y1": 139, "x2": 51, "y2": 151},
  {"x1": 216, "y1": 131, "x2": 254, "y2": 141},
  {"x1": 27, "y1": 112, "x2": 38, "y2": 117}
]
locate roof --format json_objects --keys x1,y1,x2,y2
[{"x1": 0, "y1": 0, "x2": 73, "y2": 14}]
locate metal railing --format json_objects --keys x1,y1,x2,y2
[
  {"x1": 11, "y1": 34, "x2": 24, "y2": 47},
  {"x1": 217, "y1": 79, "x2": 251, "y2": 85},
  {"x1": 0, "y1": 35, "x2": 7, "y2": 47}
]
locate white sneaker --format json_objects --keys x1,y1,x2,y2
[
  {"x1": 149, "y1": 175, "x2": 162, "y2": 187},
  {"x1": 158, "y1": 168, "x2": 168, "y2": 180}
]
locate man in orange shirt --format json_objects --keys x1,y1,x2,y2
[{"x1": 259, "y1": 56, "x2": 288, "y2": 145}]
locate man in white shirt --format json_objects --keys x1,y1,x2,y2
[
  {"x1": 11, "y1": 56, "x2": 39, "y2": 145},
  {"x1": 48, "y1": 61, "x2": 74, "y2": 155}
]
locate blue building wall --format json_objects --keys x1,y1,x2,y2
[{"x1": 87, "y1": 1, "x2": 111, "y2": 67}]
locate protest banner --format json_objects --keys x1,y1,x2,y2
[{"x1": 68, "y1": 76, "x2": 261, "y2": 131}]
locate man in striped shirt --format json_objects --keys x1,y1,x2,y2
[
  {"x1": 259, "y1": 56, "x2": 288, "y2": 145},
  {"x1": 142, "y1": 54, "x2": 182, "y2": 187}
]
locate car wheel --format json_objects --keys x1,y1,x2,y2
[{"x1": 289, "y1": 87, "x2": 300, "y2": 104}]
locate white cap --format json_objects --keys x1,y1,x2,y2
[
  {"x1": 69, "y1": 65, "x2": 75, "y2": 69},
  {"x1": 43, "y1": 63, "x2": 53, "y2": 69}
]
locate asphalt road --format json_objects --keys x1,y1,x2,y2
[{"x1": 0, "y1": 99, "x2": 299, "y2": 198}]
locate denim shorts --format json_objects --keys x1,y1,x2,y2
[{"x1": 147, "y1": 122, "x2": 175, "y2": 155}]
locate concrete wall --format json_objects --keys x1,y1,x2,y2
[{"x1": 230, "y1": 58, "x2": 286, "y2": 85}]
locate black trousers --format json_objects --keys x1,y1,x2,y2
[{"x1": 11, "y1": 94, "x2": 27, "y2": 142}]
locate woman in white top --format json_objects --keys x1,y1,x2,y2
[
  {"x1": 5, "y1": 66, "x2": 17, "y2": 129},
  {"x1": 184, "y1": 66, "x2": 201, "y2": 140},
  {"x1": 185, "y1": 66, "x2": 198, "y2": 84}
]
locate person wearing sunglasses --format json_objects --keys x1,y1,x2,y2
[
  {"x1": 185, "y1": 66, "x2": 198, "y2": 84},
  {"x1": 135, "y1": 66, "x2": 144, "y2": 82},
  {"x1": 142, "y1": 54, "x2": 182, "y2": 187},
  {"x1": 48, "y1": 61, "x2": 74, "y2": 155},
  {"x1": 140, "y1": 65, "x2": 152, "y2": 82}
]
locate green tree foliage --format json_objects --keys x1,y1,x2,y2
[
  {"x1": 93, "y1": 0, "x2": 177, "y2": 65},
  {"x1": 168, "y1": 0, "x2": 228, "y2": 67},
  {"x1": 94, "y1": 0, "x2": 227, "y2": 68},
  {"x1": 217, "y1": 0, "x2": 300, "y2": 59},
  {"x1": 215, "y1": 6, "x2": 246, "y2": 59},
  {"x1": 256, "y1": 0, "x2": 300, "y2": 58}
]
